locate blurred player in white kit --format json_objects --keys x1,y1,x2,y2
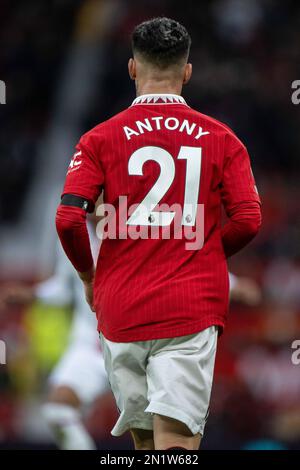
[
  {"x1": 1, "y1": 224, "x2": 108, "y2": 450},
  {"x1": 39, "y1": 228, "x2": 108, "y2": 450}
]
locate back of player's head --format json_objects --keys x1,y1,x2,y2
[{"x1": 131, "y1": 17, "x2": 191, "y2": 69}]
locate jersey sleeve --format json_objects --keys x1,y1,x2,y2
[
  {"x1": 62, "y1": 132, "x2": 104, "y2": 208},
  {"x1": 220, "y1": 133, "x2": 261, "y2": 212},
  {"x1": 220, "y1": 132, "x2": 262, "y2": 257}
]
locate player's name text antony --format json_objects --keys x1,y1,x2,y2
[{"x1": 124, "y1": 116, "x2": 210, "y2": 141}]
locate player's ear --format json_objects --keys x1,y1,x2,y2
[
  {"x1": 128, "y1": 58, "x2": 136, "y2": 80},
  {"x1": 183, "y1": 63, "x2": 192, "y2": 85}
]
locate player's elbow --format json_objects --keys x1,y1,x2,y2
[
  {"x1": 248, "y1": 203, "x2": 262, "y2": 238},
  {"x1": 55, "y1": 204, "x2": 86, "y2": 238},
  {"x1": 242, "y1": 209, "x2": 262, "y2": 240},
  {"x1": 222, "y1": 202, "x2": 262, "y2": 257},
  {"x1": 232, "y1": 201, "x2": 262, "y2": 239}
]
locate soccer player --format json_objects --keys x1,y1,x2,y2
[{"x1": 56, "y1": 18, "x2": 261, "y2": 450}]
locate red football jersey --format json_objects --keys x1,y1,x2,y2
[{"x1": 62, "y1": 94, "x2": 260, "y2": 342}]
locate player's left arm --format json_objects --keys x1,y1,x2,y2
[
  {"x1": 220, "y1": 133, "x2": 262, "y2": 257},
  {"x1": 55, "y1": 134, "x2": 104, "y2": 311}
]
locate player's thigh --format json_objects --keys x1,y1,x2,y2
[
  {"x1": 99, "y1": 333, "x2": 149, "y2": 415},
  {"x1": 146, "y1": 326, "x2": 218, "y2": 436}
]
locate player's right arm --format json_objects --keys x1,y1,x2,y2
[{"x1": 220, "y1": 132, "x2": 262, "y2": 257}]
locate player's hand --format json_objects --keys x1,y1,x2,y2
[
  {"x1": 78, "y1": 267, "x2": 95, "y2": 312},
  {"x1": 83, "y1": 279, "x2": 95, "y2": 312},
  {"x1": 230, "y1": 277, "x2": 262, "y2": 306}
]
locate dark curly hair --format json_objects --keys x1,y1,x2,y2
[{"x1": 131, "y1": 17, "x2": 191, "y2": 69}]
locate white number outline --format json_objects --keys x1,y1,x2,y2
[{"x1": 126, "y1": 145, "x2": 202, "y2": 227}]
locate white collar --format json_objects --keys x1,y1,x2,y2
[{"x1": 131, "y1": 93, "x2": 187, "y2": 106}]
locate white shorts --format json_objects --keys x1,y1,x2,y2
[
  {"x1": 49, "y1": 343, "x2": 108, "y2": 404},
  {"x1": 99, "y1": 326, "x2": 218, "y2": 437}
]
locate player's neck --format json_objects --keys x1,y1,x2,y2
[{"x1": 136, "y1": 80, "x2": 182, "y2": 97}]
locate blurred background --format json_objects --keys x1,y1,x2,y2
[{"x1": 0, "y1": 0, "x2": 300, "y2": 450}]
